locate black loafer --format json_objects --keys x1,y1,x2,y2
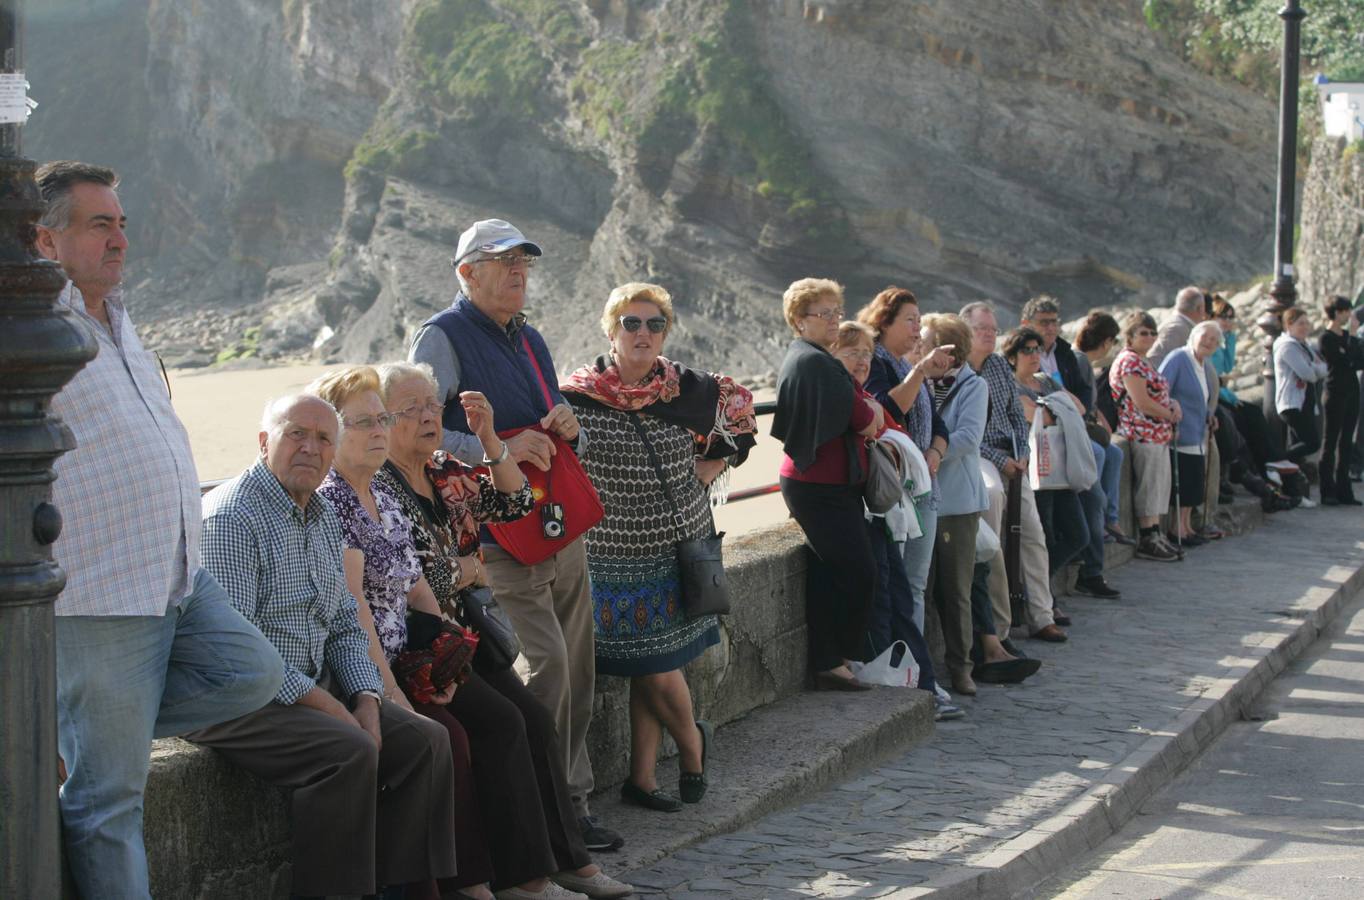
[
  {"x1": 972, "y1": 657, "x2": 1042, "y2": 684},
  {"x1": 679, "y1": 719, "x2": 712, "y2": 804},
  {"x1": 620, "y1": 780, "x2": 683, "y2": 813}
]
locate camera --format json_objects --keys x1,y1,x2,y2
[{"x1": 541, "y1": 503, "x2": 566, "y2": 539}]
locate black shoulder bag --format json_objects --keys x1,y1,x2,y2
[{"x1": 626, "y1": 411, "x2": 731, "y2": 617}]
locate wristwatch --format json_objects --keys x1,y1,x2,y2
[{"x1": 481, "y1": 440, "x2": 510, "y2": 466}]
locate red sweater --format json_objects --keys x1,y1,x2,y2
[{"x1": 780, "y1": 388, "x2": 878, "y2": 484}]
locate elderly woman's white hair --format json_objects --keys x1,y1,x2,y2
[
  {"x1": 1187, "y1": 320, "x2": 1223, "y2": 355},
  {"x1": 259, "y1": 393, "x2": 338, "y2": 435},
  {"x1": 374, "y1": 361, "x2": 438, "y2": 402}
]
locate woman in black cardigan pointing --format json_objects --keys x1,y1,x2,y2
[{"x1": 771, "y1": 277, "x2": 885, "y2": 692}]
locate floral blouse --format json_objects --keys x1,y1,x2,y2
[
  {"x1": 318, "y1": 470, "x2": 423, "y2": 662},
  {"x1": 1110, "y1": 349, "x2": 1174, "y2": 445},
  {"x1": 374, "y1": 451, "x2": 534, "y2": 622}
]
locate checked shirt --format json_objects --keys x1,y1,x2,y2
[
  {"x1": 976, "y1": 352, "x2": 1030, "y2": 471},
  {"x1": 201, "y1": 461, "x2": 381, "y2": 705}
]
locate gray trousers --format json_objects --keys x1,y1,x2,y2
[{"x1": 187, "y1": 697, "x2": 457, "y2": 895}]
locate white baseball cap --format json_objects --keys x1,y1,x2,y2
[{"x1": 452, "y1": 218, "x2": 543, "y2": 267}]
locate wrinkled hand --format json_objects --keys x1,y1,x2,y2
[
  {"x1": 352, "y1": 694, "x2": 383, "y2": 750},
  {"x1": 506, "y1": 429, "x2": 555, "y2": 472},
  {"x1": 540, "y1": 403, "x2": 580, "y2": 442},
  {"x1": 1209, "y1": 414, "x2": 1219, "y2": 432},
  {"x1": 428, "y1": 681, "x2": 459, "y2": 706},
  {"x1": 1002, "y1": 458, "x2": 1027, "y2": 479},
  {"x1": 460, "y1": 391, "x2": 497, "y2": 446},
  {"x1": 926, "y1": 448, "x2": 942, "y2": 477},
  {"x1": 696, "y1": 457, "x2": 727, "y2": 486},
  {"x1": 915, "y1": 346, "x2": 954, "y2": 380}
]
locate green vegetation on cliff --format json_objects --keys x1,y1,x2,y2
[{"x1": 409, "y1": 0, "x2": 551, "y2": 117}]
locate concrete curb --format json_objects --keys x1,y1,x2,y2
[
  {"x1": 889, "y1": 524, "x2": 1364, "y2": 899},
  {"x1": 614, "y1": 685, "x2": 936, "y2": 878}
]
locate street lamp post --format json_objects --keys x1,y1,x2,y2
[
  {"x1": 1260, "y1": 0, "x2": 1308, "y2": 431},
  {"x1": 0, "y1": 1, "x2": 97, "y2": 895}
]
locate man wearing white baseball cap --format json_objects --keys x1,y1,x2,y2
[{"x1": 409, "y1": 219, "x2": 622, "y2": 854}]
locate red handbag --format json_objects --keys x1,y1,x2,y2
[{"x1": 483, "y1": 337, "x2": 605, "y2": 565}]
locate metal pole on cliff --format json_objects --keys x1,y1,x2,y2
[
  {"x1": 1260, "y1": 0, "x2": 1308, "y2": 430},
  {"x1": 0, "y1": 0, "x2": 97, "y2": 895}
]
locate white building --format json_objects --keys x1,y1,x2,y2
[{"x1": 1316, "y1": 76, "x2": 1364, "y2": 142}]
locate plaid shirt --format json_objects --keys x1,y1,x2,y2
[
  {"x1": 975, "y1": 352, "x2": 1030, "y2": 470},
  {"x1": 201, "y1": 461, "x2": 381, "y2": 705},
  {"x1": 50, "y1": 282, "x2": 202, "y2": 616}
]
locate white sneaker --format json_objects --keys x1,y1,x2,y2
[
  {"x1": 496, "y1": 884, "x2": 589, "y2": 900},
  {"x1": 1266, "y1": 469, "x2": 1284, "y2": 486},
  {"x1": 934, "y1": 683, "x2": 953, "y2": 704},
  {"x1": 1300, "y1": 496, "x2": 1318, "y2": 508},
  {"x1": 551, "y1": 871, "x2": 635, "y2": 899}
]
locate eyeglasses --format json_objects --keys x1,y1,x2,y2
[
  {"x1": 342, "y1": 413, "x2": 397, "y2": 431},
  {"x1": 971, "y1": 325, "x2": 998, "y2": 336},
  {"x1": 836, "y1": 350, "x2": 874, "y2": 362},
  {"x1": 803, "y1": 308, "x2": 842, "y2": 323},
  {"x1": 1217, "y1": 312, "x2": 1236, "y2": 320},
  {"x1": 395, "y1": 401, "x2": 445, "y2": 419},
  {"x1": 1032, "y1": 318, "x2": 1060, "y2": 328},
  {"x1": 1017, "y1": 345, "x2": 1041, "y2": 356},
  {"x1": 1135, "y1": 329, "x2": 1156, "y2": 338},
  {"x1": 619, "y1": 315, "x2": 668, "y2": 334},
  {"x1": 472, "y1": 253, "x2": 536, "y2": 269}
]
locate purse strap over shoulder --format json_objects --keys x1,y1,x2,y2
[{"x1": 625, "y1": 411, "x2": 688, "y2": 542}]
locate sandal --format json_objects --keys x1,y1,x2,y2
[
  {"x1": 679, "y1": 719, "x2": 712, "y2": 804},
  {"x1": 620, "y1": 779, "x2": 682, "y2": 812}
]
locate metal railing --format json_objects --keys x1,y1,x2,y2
[{"x1": 201, "y1": 400, "x2": 786, "y2": 501}]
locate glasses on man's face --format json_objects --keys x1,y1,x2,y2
[
  {"x1": 1033, "y1": 318, "x2": 1060, "y2": 329},
  {"x1": 804, "y1": 308, "x2": 841, "y2": 323},
  {"x1": 342, "y1": 413, "x2": 397, "y2": 431},
  {"x1": 971, "y1": 324, "x2": 998, "y2": 336},
  {"x1": 473, "y1": 252, "x2": 536, "y2": 270},
  {"x1": 619, "y1": 315, "x2": 668, "y2": 334},
  {"x1": 1018, "y1": 345, "x2": 1042, "y2": 356},
  {"x1": 395, "y1": 400, "x2": 445, "y2": 420}
]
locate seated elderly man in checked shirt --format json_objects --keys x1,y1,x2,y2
[{"x1": 188, "y1": 393, "x2": 458, "y2": 899}]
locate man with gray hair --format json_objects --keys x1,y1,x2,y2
[
  {"x1": 1148, "y1": 286, "x2": 1207, "y2": 370},
  {"x1": 35, "y1": 160, "x2": 284, "y2": 898},
  {"x1": 188, "y1": 393, "x2": 460, "y2": 897},
  {"x1": 409, "y1": 219, "x2": 621, "y2": 851}
]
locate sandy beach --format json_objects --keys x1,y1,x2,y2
[{"x1": 171, "y1": 363, "x2": 790, "y2": 537}]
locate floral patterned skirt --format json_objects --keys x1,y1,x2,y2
[{"x1": 589, "y1": 553, "x2": 719, "y2": 677}]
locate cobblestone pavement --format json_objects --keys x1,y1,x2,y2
[{"x1": 623, "y1": 506, "x2": 1364, "y2": 898}]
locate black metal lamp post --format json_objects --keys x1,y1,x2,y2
[
  {"x1": 1260, "y1": 0, "x2": 1308, "y2": 430},
  {"x1": 0, "y1": 1, "x2": 97, "y2": 895}
]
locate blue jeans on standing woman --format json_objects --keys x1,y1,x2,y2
[
  {"x1": 901, "y1": 502, "x2": 938, "y2": 635},
  {"x1": 56, "y1": 569, "x2": 283, "y2": 899}
]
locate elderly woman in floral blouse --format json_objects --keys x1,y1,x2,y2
[{"x1": 312, "y1": 364, "x2": 632, "y2": 900}]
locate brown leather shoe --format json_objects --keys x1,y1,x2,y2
[
  {"x1": 1031, "y1": 624, "x2": 1069, "y2": 643},
  {"x1": 950, "y1": 670, "x2": 977, "y2": 696}
]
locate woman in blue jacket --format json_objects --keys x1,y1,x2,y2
[
  {"x1": 920, "y1": 313, "x2": 989, "y2": 697},
  {"x1": 1158, "y1": 322, "x2": 1222, "y2": 546}
]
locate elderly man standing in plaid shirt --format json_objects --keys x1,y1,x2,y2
[
  {"x1": 36, "y1": 161, "x2": 285, "y2": 899},
  {"x1": 188, "y1": 393, "x2": 458, "y2": 898}
]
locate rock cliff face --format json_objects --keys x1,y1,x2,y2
[
  {"x1": 29, "y1": 0, "x2": 1278, "y2": 376},
  {"x1": 1300, "y1": 136, "x2": 1364, "y2": 308}
]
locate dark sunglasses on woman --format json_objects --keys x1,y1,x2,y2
[{"x1": 619, "y1": 315, "x2": 668, "y2": 334}]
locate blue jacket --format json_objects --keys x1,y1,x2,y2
[
  {"x1": 1158, "y1": 348, "x2": 1209, "y2": 449},
  {"x1": 934, "y1": 366, "x2": 990, "y2": 516}
]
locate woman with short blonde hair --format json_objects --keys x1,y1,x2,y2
[
  {"x1": 782, "y1": 277, "x2": 844, "y2": 333},
  {"x1": 600, "y1": 282, "x2": 675, "y2": 338}
]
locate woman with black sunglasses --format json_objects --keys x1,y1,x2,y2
[{"x1": 562, "y1": 282, "x2": 757, "y2": 814}]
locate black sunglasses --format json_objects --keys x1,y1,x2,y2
[{"x1": 619, "y1": 315, "x2": 667, "y2": 334}]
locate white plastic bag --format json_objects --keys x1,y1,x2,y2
[
  {"x1": 849, "y1": 640, "x2": 920, "y2": 688},
  {"x1": 975, "y1": 518, "x2": 1000, "y2": 564}
]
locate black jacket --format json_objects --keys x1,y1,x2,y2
[{"x1": 1051, "y1": 336, "x2": 1091, "y2": 414}]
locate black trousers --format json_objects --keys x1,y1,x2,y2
[
  {"x1": 781, "y1": 477, "x2": 875, "y2": 672},
  {"x1": 1322, "y1": 383, "x2": 1360, "y2": 494},
  {"x1": 1033, "y1": 489, "x2": 1089, "y2": 575},
  {"x1": 1232, "y1": 399, "x2": 1282, "y2": 472},
  {"x1": 1281, "y1": 394, "x2": 1320, "y2": 464}
]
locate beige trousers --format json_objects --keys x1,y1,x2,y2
[
  {"x1": 484, "y1": 535, "x2": 596, "y2": 817},
  {"x1": 979, "y1": 459, "x2": 1056, "y2": 632},
  {"x1": 1129, "y1": 440, "x2": 1173, "y2": 519}
]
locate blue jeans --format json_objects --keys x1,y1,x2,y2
[
  {"x1": 900, "y1": 502, "x2": 938, "y2": 635},
  {"x1": 1077, "y1": 484, "x2": 1108, "y2": 579},
  {"x1": 1094, "y1": 438, "x2": 1124, "y2": 526},
  {"x1": 56, "y1": 569, "x2": 284, "y2": 899}
]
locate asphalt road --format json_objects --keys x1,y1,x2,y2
[{"x1": 1037, "y1": 594, "x2": 1364, "y2": 899}]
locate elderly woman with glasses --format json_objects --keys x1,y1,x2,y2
[
  {"x1": 1158, "y1": 322, "x2": 1223, "y2": 545},
  {"x1": 1111, "y1": 312, "x2": 1183, "y2": 563},
  {"x1": 561, "y1": 282, "x2": 756, "y2": 813},
  {"x1": 773, "y1": 277, "x2": 885, "y2": 692},
  {"x1": 348, "y1": 362, "x2": 633, "y2": 900}
]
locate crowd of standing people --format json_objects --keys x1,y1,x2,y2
[{"x1": 38, "y1": 156, "x2": 1363, "y2": 900}]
